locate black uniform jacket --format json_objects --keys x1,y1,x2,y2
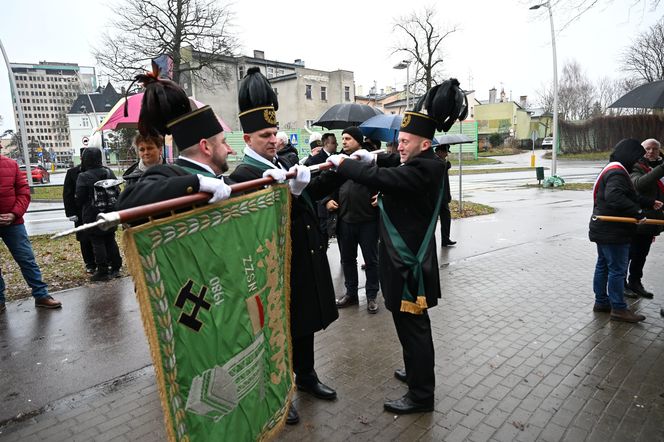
[
  {"x1": 589, "y1": 167, "x2": 653, "y2": 244},
  {"x1": 304, "y1": 149, "x2": 331, "y2": 167},
  {"x1": 230, "y1": 154, "x2": 344, "y2": 338},
  {"x1": 631, "y1": 156, "x2": 664, "y2": 237},
  {"x1": 337, "y1": 149, "x2": 445, "y2": 312},
  {"x1": 117, "y1": 158, "x2": 233, "y2": 211}
]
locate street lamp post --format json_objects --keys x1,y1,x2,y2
[
  {"x1": 393, "y1": 60, "x2": 411, "y2": 111},
  {"x1": 0, "y1": 38, "x2": 34, "y2": 186},
  {"x1": 530, "y1": 1, "x2": 558, "y2": 177}
]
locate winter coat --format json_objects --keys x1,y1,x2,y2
[
  {"x1": 631, "y1": 155, "x2": 664, "y2": 237},
  {"x1": 337, "y1": 149, "x2": 445, "y2": 312},
  {"x1": 75, "y1": 148, "x2": 117, "y2": 236},
  {"x1": 0, "y1": 155, "x2": 30, "y2": 225},
  {"x1": 230, "y1": 153, "x2": 345, "y2": 338},
  {"x1": 589, "y1": 139, "x2": 654, "y2": 244}
]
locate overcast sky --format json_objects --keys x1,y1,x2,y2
[{"x1": 1, "y1": 0, "x2": 662, "y2": 133}]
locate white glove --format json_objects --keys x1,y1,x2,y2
[
  {"x1": 350, "y1": 149, "x2": 375, "y2": 164},
  {"x1": 198, "y1": 175, "x2": 232, "y2": 204},
  {"x1": 288, "y1": 165, "x2": 310, "y2": 196},
  {"x1": 262, "y1": 168, "x2": 288, "y2": 183},
  {"x1": 68, "y1": 215, "x2": 78, "y2": 222},
  {"x1": 327, "y1": 154, "x2": 350, "y2": 169}
]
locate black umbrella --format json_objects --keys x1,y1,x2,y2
[
  {"x1": 609, "y1": 80, "x2": 664, "y2": 109},
  {"x1": 313, "y1": 103, "x2": 383, "y2": 129}
]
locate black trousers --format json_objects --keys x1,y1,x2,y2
[
  {"x1": 337, "y1": 219, "x2": 379, "y2": 299},
  {"x1": 80, "y1": 236, "x2": 95, "y2": 268},
  {"x1": 90, "y1": 234, "x2": 122, "y2": 272},
  {"x1": 392, "y1": 310, "x2": 435, "y2": 404},
  {"x1": 292, "y1": 333, "x2": 316, "y2": 385},
  {"x1": 439, "y1": 202, "x2": 451, "y2": 243},
  {"x1": 628, "y1": 234, "x2": 653, "y2": 284}
]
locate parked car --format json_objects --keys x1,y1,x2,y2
[
  {"x1": 19, "y1": 164, "x2": 50, "y2": 184},
  {"x1": 542, "y1": 137, "x2": 554, "y2": 148}
]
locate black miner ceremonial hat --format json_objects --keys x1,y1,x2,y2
[
  {"x1": 403, "y1": 78, "x2": 468, "y2": 140},
  {"x1": 166, "y1": 105, "x2": 223, "y2": 149},
  {"x1": 238, "y1": 67, "x2": 279, "y2": 133},
  {"x1": 400, "y1": 111, "x2": 437, "y2": 140}
]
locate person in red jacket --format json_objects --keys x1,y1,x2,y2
[{"x1": 0, "y1": 155, "x2": 61, "y2": 312}]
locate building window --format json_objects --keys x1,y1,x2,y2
[
  {"x1": 305, "y1": 119, "x2": 315, "y2": 128},
  {"x1": 344, "y1": 86, "x2": 351, "y2": 101},
  {"x1": 267, "y1": 67, "x2": 274, "y2": 78},
  {"x1": 305, "y1": 84, "x2": 312, "y2": 100},
  {"x1": 238, "y1": 65, "x2": 245, "y2": 79},
  {"x1": 320, "y1": 86, "x2": 327, "y2": 101},
  {"x1": 277, "y1": 69, "x2": 284, "y2": 76}
]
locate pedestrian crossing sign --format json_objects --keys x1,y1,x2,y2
[{"x1": 289, "y1": 133, "x2": 298, "y2": 146}]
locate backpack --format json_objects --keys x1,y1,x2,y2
[{"x1": 93, "y1": 168, "x2": 123, "y2": 213}]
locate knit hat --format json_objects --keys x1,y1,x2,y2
[
  {"x1": 342, "y1": 126, "x2": 363, "y2": 145},
  {"x1": 610, "y1": 138, "x2": 645, "y2": 171}
]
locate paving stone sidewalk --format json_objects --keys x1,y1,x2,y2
[{"x1": 1, "y1": 227, "x2": 663, "y2": 442}]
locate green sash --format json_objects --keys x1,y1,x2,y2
[
  {"x1": 241, "y1": 155, "x2": 315, "y2": 211},
  {"x1": 377, "y1": 180, "x2": 445, "y2": 315},
  {"x1": 177, "y1": 165, "x2": 217, "y2": 178}
]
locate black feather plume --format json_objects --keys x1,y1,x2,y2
[
  {"x1": 238, "y1": 67, "x2": 279, "y2": 112},
  {"x1": 413, "y1": 78, "x2": 467, "y2": 133}
]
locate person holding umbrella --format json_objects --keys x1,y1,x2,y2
[{"x1": 327, "y1": 79, "x2": 468, "y2": 414}]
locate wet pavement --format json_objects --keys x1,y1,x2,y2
[{"x1": 2, "y1": 158, "x2": 664, "y2": 441}]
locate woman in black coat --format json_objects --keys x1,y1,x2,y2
[
  {"x1": 589, "y1": 138, "x2": 661, "y2": 322},
  {"x1": 75, "y1": 148, "x2": 122, "y2": 281}
]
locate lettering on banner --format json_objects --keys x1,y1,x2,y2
[
  {"x1": 174, "y1": 279, "x2": 211, "y2": 332},
  {"x1": 209, "y1": 276, "x2": 225, "y2": 306}
]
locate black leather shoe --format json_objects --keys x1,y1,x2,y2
[
  {"x1": 394, "y1": 368, "x2": 407, "y2": 383},
  {"x1": 336, "y1": 294, "x2": 358, "y2": 308},
  {"x1": 286, "y1": 404, "x2": 299, "y2": 425},
  {"x1": 441, "y1": 239, "x2": 457, "y2": 247},
  {"x1": 296, "y1": 380, "x2": 337, "y2": 400},
  {"x1": 628, "y1": 282, "x2": 654, "y2": 299},
  {"x1": 384, "y1": 395, "x2": 433, "y2": 414}
]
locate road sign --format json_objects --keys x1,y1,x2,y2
[
  {"x1": 37, "y1": 151, "x2": 42, "y2": 157},
  {"x1": 82, "y1": 136, "x2": 89, "y2": 147},
  {"x1": 290, "y1": 133, "x2": 298, "y2": 146}
]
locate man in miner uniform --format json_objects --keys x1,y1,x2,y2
[
  {"x1": 229, "y1": 68, "x2": 345, "y2": 425},
  {"x1": 327, "y1": 79, "x2": 468, "y2": 414}
]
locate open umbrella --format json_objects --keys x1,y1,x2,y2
[
  {"x1": 359, "y1": 114, "x2": 402, "y2": 142},
  {"x1": 97, "y1": 93, "x2": 233, "y2": 132},
  {"x1": 313, "y1": 103, "x2": 383, "y2": 129},
  {"x1": 609, "y1": 80, "x2": 664, "y2": 109}
]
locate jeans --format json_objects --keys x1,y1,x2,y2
[
  {"x1": 593, "y1": 243, "x2": 629, "y2": 310},
  {"x1": 0, "y1": 223, "x2": 49, "y2": 303},
  {"x1": 337, "y1": 219, "x2": 379, "y2": 299}
]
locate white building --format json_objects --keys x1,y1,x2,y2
[
  {"x1": 181, "y1": 49, "x2": 355, "y2": 131},
  {"x1": 10, "y1": 61, "x2": 96, "y2": 162},
  {"x1": 66, "y1": 83, "x2": 121, "y2": 162}
]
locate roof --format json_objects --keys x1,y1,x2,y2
[{"x1": 69, "y1": 83, "x2": 122, "y2": 114}]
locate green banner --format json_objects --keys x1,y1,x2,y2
[{"x1": 123, "y1": 186, "x2": 293, "y2": 442}]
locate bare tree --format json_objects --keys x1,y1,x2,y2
[
  {"x1": 537, "y1": 0, "x2": 661, "y2": 32},
  {"x1": 92, "y1": 0, "x2": 239, "y2": 86},
  {"x1": 537, "y1": 83, "x2": 554, "y2": 113},
  {"x1": 620, "y1": 17, "x2": 664, "y2": 84},
  {"x1": 392, "y1": 7, "x2": 458, "y2": 93}
]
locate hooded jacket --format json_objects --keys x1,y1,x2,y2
[
  {"x1": 75, "y1": 148, "x2": 118, "y2": 232},
  {"x1": 0, "y1": 155, "x2": 30, "y2": 225},
  {"x1": 589, "y1": 139, "x2": 654, "y2": 244}
]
